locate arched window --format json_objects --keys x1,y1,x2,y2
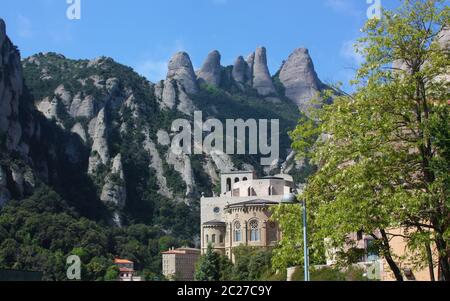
[
  {"x1": 226, "y1": 178, "x2": 232, "y2": 192},
  {"x1": 249, "y1": 220, "x2": 260, "y2": 242},
  {"x1": 206, "y1": 234, "x2": 209, "y2": 243},
  {"x1": 235, "y1": 177, "x2": 240, "y2": 183},
  {"x1": 243, "y1": 177, "x2": 248, "y2": 181},
  {"x1": 234, "y1": 221, "x2": 242, "y2": 242},
  {"x1": 248, "y1": 187, "x2": 253, "y2": 197},
  {"x1": 212, "y1": 234, "x2": 216, "y2": 243}
]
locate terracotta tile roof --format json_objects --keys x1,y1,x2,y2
[{"x1": 114, "y1": 258, "x2": 134, "y2": 264}]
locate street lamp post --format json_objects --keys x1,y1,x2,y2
[{"x1": 282, "y1": 193, "x2": 310, "y2": 281}]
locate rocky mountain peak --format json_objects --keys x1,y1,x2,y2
[
  {"x1": 0, "y1": 18, "x2": 6, "y2": 46},
  {"x1": 0, "y1": 18, "x2": 24, "y2": 152},
  {"x1": 232, "y1": 56, "x2": 250, "y2": 88},
  {"x1": 167, "y1": 51, "x2": 198, "y2": 94},
  {"x1": 197, "y1": 50, "x2": 222, "y2": 87},
  {"x1": 251, "y1": 47, "x2": 276, "y2": 96},
  {"x1": 279, "y1": 47, "x2": 322, "y2": 112}
]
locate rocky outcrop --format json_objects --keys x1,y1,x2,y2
[
  {"x1": 438, "y1": 27, "x2": 450, "y2": 49},
  {"x1": 156, "y1": 52, "x2": 198, "y2": 115},
  {"x1": 251, "y1": 47, "x2": 276, "y2": 96},
  {"x1": 71, "y1": 123, "x2": 87, "y2": 143},
  {"x1": 279, "y1": 48, "x2": 322, "y2": 112},
  {"x1": 160, "y1": 80, "x2": 177, "y2": 110},
  {"x1": 197, "y1": 50, "x2": 222, "y2": 87},
  {"x1": 209, "y1": 150, "x2": 235, "y2": 173},
  {"x1": 54, "y1": 84, "x2": 72, "y2": 107},
  {"x1": 69, "y1": 93, "x2": 96, "y2": 119},
  {"x1": 143, "y1": 131, "x2": 173, "y2": 198},
  {"x1": 167, "y1": 52, "x2": 198, "y2": 95},
  {"x1": 88, "y1": 108, "x2": 110, "y2": 173},
  {"x1": 176, "y1": 82, "x2": 196, "y2": 116},
  {"x1": 232, "y1": 56, "x2": 250, "y2": 90},
  {"x1": 37, "y1": 97, "x2": 59, "y2": 120},
  {"x1": 0, "y1": 19, "x2": 6, "y2": 46},
  {"x1": 246, "y1": 52, "x2": 255, "y2": 81},
  {"x1": 0, "y1": 18, "x2": 24, "y2": 152},
  {"x1": 167, "y1": 147, "x2": 195, "y2": 197},
  {"x1": 100, "y1": 154, "x2": 126, "y2": 208}
]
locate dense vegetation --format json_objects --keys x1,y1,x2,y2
[
  {"x1": 195, "y1": 245, "x2": 368, "y2": 281},
  {"x1": 1, "y1": 39, "x2": 315, "y2": 280},
  {"x1": 0, "y1": 185, "x2": 192, "y2": 280}
]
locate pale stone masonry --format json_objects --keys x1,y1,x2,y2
[
  {"x1": 162, "y1": 247, "x2": 201, "y2": 281},
  {"x1": 200, "y1": 171, "x2": 296, "y2": 261}
]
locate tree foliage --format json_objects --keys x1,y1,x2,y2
[{"x1": 274, "y1": 0, "x2": 450, "y2": 281}]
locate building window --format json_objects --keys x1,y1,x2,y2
[
  {"x1": 234, "y1": 221, "x2": 242, "y2": 242},
  {"x1": 212, "y1": 234, "x2": 216, "y2": 243},
  {"x1": 219, "y1": 234, "x2": 224, "y2": 243},
  {"x1": 206, "y1": 234, "x2": 209, "y2": 243},
  {"x1": 248, "y1": 187, "x2": 253, "y2": 196},
  {"x1": 226, "y1": 178, "x2": 232, "y2": 192},
  {"x1": 243, "y1": 177, "x2": 248, "y2": 181},
  {"x1": 357, "y1": 230, "x2": 363, "y2": 241},
  {"x1": 249, "y1": 220, "x2": 260, "y2": 241},
  {"x1": 213, "y1": 207, "x2": 220, "y2": 214},
  {"x1": 366, "y1": 239, "x2": 379, "y2": 261},
  {"x1": 235, "y1": 177, "x2": 240, "y2": 183}
]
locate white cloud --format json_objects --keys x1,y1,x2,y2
[
  {"x1": 17, "y1": 14, "x2": 33, "y2": 38},
  {"x1": 340, "y1": 40, "x2": 364, "y2": 65}
]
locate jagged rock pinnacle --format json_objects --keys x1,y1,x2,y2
[
  {"x1": 0, "y1": 18, "x2": 6, "y2": 46},
  {"x1": 232, "y1": 56, "x2": 250, "y2": 87},
  {"x1": 167, "y1": 52, "x2": 198, "y2": 94},
  {"x1": 279, "y1": 48, "x2": 321, "y2": 112},
  {"x1": 252, "y1": 47, "x2": 276, "y2": 96},
  {"x1": 197, "y1": 50, "x2": 222, "y2": 87}
]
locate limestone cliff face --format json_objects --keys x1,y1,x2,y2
[
  {"x1": 0, "y1": 19, "x2": 24, "y2": 152},
  {"x1": 88, "y1": 108, "x2": 110, "y2": 174},
  {"x1": 0, "y1": 19, "x2": 32, "y2": 205},
  {"x1": 279, "y1": 48, "x2": 322, "y2": 112},
  {"x1": 143, "y1": 130, "x2": 173, "y2": 199},
  {"x1": 197, "y1": 50, "x2": 222, "y2": 87},
  {"x1": 100, "y1": 154, "x2": 126, "y2": 208}
]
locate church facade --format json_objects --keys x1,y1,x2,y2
[{"x1": 200, "y1": 171, "x2": 296, "y2": 261}]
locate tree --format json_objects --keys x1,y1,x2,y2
[
  {"x1": 104, "y1": 265, "x2": 120, "y2": 281},
  {"x1": 195, "y1": 244, "x2": 221, "y2": 281},
  {"x1": 276, "y1": 0, "x2": 450, "y2": 281}
]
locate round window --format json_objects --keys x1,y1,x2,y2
[{"x1": 213, "y1": 207, "x2": 220, "y2": 214}]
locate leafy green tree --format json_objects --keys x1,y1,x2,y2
[
  {"x1": 195, "y1": 244, "x2": 221, "y2": 281},
  {"x1": 104, "y1": 265, "x2": 120, "y2": 281},
  {"x1": 275, "y1": 0, "x2": 450, "y2": 281}
]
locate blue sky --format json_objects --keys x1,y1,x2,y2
[{"x1": 1, "y1": 0, "x2": 400, "y2": 91}]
